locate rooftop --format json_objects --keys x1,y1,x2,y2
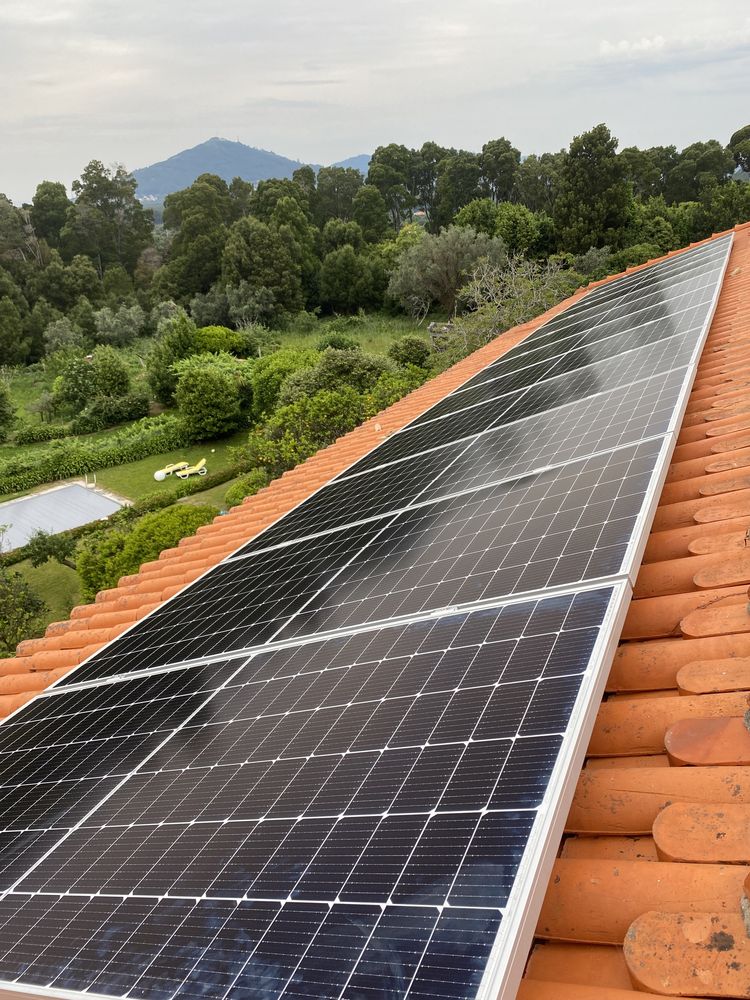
[{"x1": 3, "y1": 223, "x2": 750, "y2": 997}]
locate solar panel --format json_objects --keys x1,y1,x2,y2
[
  {"x1": 0, "y1": 234, "x2": 732, "y2": 1000},
  {"x1": 0, "y1": 585, "x2": 626, "y2": 1000}
]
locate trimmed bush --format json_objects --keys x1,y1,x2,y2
[{"x1": 13, "y1": 423, "x2": 70, "y2": 445}]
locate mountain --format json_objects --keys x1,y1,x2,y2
[
  {"x1": 132, "y1": 138, "x2": 371, "y2": 203},
  {"x1": 332, "y1": 153, "x2": 371, "y2": 174}
]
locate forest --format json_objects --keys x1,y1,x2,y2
[{"x1": 0, "y1": 121, "x2": 749, "y2": 653}]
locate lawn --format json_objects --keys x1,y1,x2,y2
[
  {"x1": 13, "y1": 558, "x2": 81, "y2": 639},
  {"x1": 96, "y1": 429, "x2": 248, "y2": 501}
]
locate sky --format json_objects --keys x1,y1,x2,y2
[{"x1": 1, "y1": 0, "x2": 749, "y2": 204}]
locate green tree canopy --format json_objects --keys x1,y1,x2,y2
[
  {"x1": 221, "y1": 216, "x2": 303, "y2": 325},
  {"x1": 729, "y1": 125, "x2": 750, "y2": 173},
  {"x1": 480, "y1": 137, "x2": 521, "y2": 203},
  {"x1": 29, "y1": 181, "x2": 70, "y2": 248},
  {"x1": 553, "y1": 124, "x2": 633, "y2": 251},
  {"x1": 60, "y1": 161, "x2": 154, "y2": 275}
]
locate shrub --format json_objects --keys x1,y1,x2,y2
[
  {"x1": 247, "y1": 387, "x2": 365, "y2": 476},
  {"x1": 76, "y1": 504, "x2": 218, "y2": 601},
  {"x1": 316, "y1": 332, "x2": 360, "y2": 352},
  {"x1": 173, "y1": 352, "x2": 250, "y2": 441},
  {"x1": 277, "y1": 348, "x2": 394, "y2": 407},
  {"x1": 89, "y1": 345, "x2": 131, "y2": 398},
  {"x1": 363, "y1": 366, "x2": 428, "y2": 416},
  {"x1": 193, "y1": 325, "x2": 246, "y2": 355},
  {"x1": 249, "y1": 348, "x2": 317, "y2": 418},
  {"x1": 387, "y1": 335, "x2": 431, "y2": 369},
  {"x1": 70, "y1": 392, "x2": 150, "y2": 434},
  {"x1": 224, "y1": 468, "x2": 270, "y2": 509},
  {"x1": 13, "y1": 423, "x2": 69, "y2": 445},
  {"x1": 0, "y1": 567, "x2": 47, "y2": 653}
]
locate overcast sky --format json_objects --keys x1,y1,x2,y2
[{"x1": 1, "y1": 0, "x2": 748, "y2": 204}]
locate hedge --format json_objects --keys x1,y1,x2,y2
[
  {"x1": 12, "y1": 423, "x2": 71, "y2": 445},
  {"x1": 0, "y1": 415, "x2": 194, "y2": 496}
]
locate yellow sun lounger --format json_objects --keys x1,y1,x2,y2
[
  {"x1": 153, "y1": 461, "x2": 189, "y2": 482},
  {"x1": 176, "y1": 458, "x2": 207, "y2": 480}
]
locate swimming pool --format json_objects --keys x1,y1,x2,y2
[{"x1": 0, "y1": 484, "x2": 123, "y2": 551}]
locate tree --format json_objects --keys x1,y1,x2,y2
[
  {"x1": 454, "y1": 198, "x2": 500, "y2": 236},
  {"x1": 159, "y1": 174, "x2": 232, "y2": 300},
  {"x1": 314, "y1": 167, "x2": 363, "y2": 224},
  {"x1": 221, "y1": 216, "x2": 303, "y2": 325},
  {"x1": 619, "y1": 146, "x2": 678, "y2": 199},
  {"x1": 247, "y1": 387, "x2": 366, "y2": 476},
  {"x1": 368, "y1": 144, "x2": 418, "y2": 228},
  {"x1": 292, "y1": 165, "x2": 317, "y2": 202},
  {"x1": 90, "y1": 345, "x2": 131, "y2": 397},
  {"x1": 434, "y1": 152, "x2": 482, "y2": 229},
  {"x1": 514, "y1": 151, "x2": 566, "y2": 213},
  {"x1": 76, "y1": 505, "x2": 217, "y2": 601},
  {"x1": 278, "y1": 348, "x2": 394, "y2": 405},
  {"x1": 173, "y1": 352, "x2": 247, "y2": 440},
  {"x1": 321, "y1": 219, "x2": 364, "y2": 254},
  {"x1": 60, "y1": 161, "x2": 154, "y2": 275},
  {"x1": 0, "y1": 296, "x2": 29, "y2": 365},
  {"x1": 414, "y1": 142, "x2": 450, "y2": 228},
  {"x1": 249, "y1": 179, "x2": 309, "y2": 223},
  {"x1": 249, "y1": 348, "x2": 318, "y2": 418},
  {"x1": 146, "y1": 312, "x2": 198, "y2": 404},
  {"x1": 446, "y1": 257, "x2": 584, "y2": 363},
  {"x1": 93, "y1": 302, "x2": 146, "y2": 346},
  {"x1": 29, "y1": 181, "x2": 70, "y2": 248},
  {"x1": 387, "y1": 225, "x2": 507, "y2": 316},
  {"x1": 480, "y1": 137, "x2": 521, "y2": 203},
  {"x1": 352, "y1": 186, "x2": 390, "y2": 243},
  {"x1": 729, "y1": 125, "x2": 750, "y2": 173},
  {"x1": 319, "y1": 246, "x2": 377, "y2": 313},
  {"x1": 25, "y1": 529, "x2": 77, "y2": 569},
  {"x1": 270, "y1": 196, "x2": 319, "y2": 302},
  {"x1": 664, "y1": 141, "x2": 735, "y2": 203},
  {"x1": 43, "y1": 317, "x2": 86, "y2": 354},
  {"x1": 0, "y1": 379, "x2": 14, "y2": 442},
  {"x1": 553, "y1": 124, "x2": 633, "y2": 251},
  {"x1": 52, "y1": 352, "x2": 94, "y2": 410},
  {"x1": 494, "y1": 203, "x2": 541, "y2": 255},
  {"x1": 0, "y1": 566, "x2": 46, "y2": 654}
]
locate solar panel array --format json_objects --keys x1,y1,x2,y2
[{"x1": 0, "y1": 234, "x2": 732, "y2": 1000}]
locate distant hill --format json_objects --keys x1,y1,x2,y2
[{"x1": 132, "y1": 138, "x2": 371, "y2": 203}]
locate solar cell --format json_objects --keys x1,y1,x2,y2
[
  {"x1": 0, "y1": 586, "x2": 624, "y2": 1000},
  {"x1": 235, "y1": 366, "x2": 688, "y2": 551},
  {"x1": 343, "y1": 328, "x2": 698, "y2": 475}
]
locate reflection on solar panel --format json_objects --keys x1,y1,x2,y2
[{"x1": 0, "y1": 234, "x2": 732, "y2": 1000}]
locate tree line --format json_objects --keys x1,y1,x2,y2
[{"x1": 0, "y1": 122, "x2": 749, "y2": 367}]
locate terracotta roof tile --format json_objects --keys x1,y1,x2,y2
[{"x1": 522, "y1": 221, "x2": 750, "y2": 996}]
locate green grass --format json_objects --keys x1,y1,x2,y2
[
  {"x1": 280, "y1": 314, "x2": 426, "y2": 354},
  {"x1": 178, "y1": 480, "x2": 235, "y2": 510},
  {"x1": 96, "y1": 429, "x2": 248, "y2": 501},
  {"x1": 13, "y1": 558, "x2": 81, "y2": 638}
]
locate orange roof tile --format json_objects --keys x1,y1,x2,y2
[{"x1": 4, "y1": 222, "x2": 750, "y2": 998}]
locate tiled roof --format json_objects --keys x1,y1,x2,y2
[
  {"x1": 3, "y1": 222, "x2": 750, "y2": 998},
  {"x1": 523, "y1": 221, "x2": 750, "y2": 999}
]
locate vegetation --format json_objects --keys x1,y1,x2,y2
[{"x1": 1, "y1": 121, "x2": 749, "y2": 655}]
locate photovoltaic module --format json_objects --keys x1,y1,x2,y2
[{"x1": 0, "y1": 234, "x2": 732, "y2": 1000}]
